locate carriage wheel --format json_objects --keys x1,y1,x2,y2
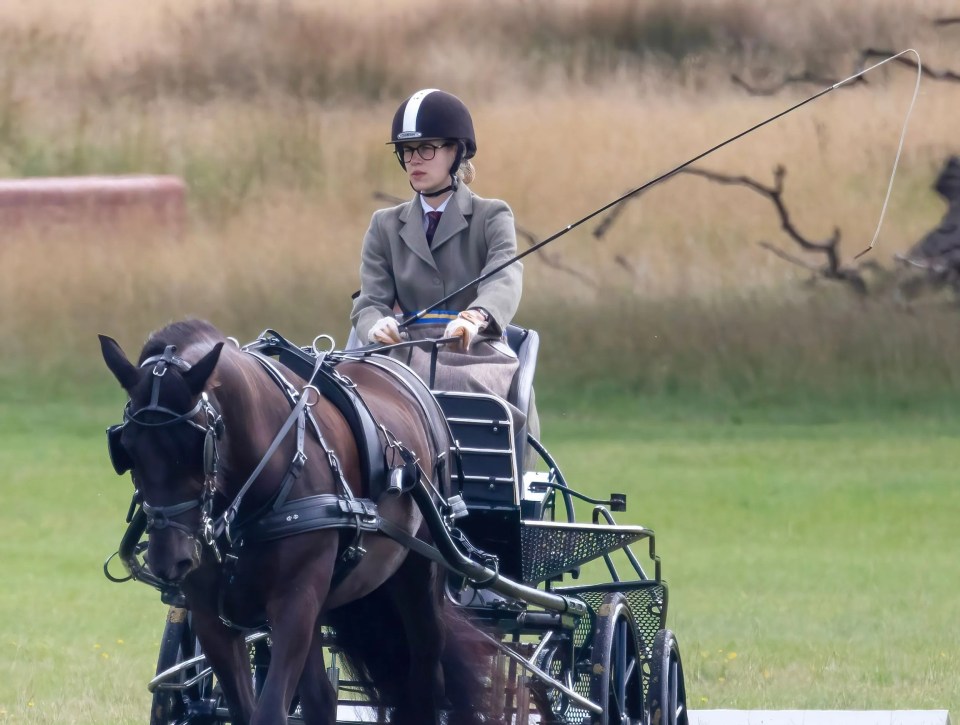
[
  {"x1": 588, "y1": 592, "x2": 645, "y2": 725},
  {"x1": 531, "y1": 632, "x2": 580, "y2": 723},
  {"x1": 150, "y1": 606, "x2": 216, "y2": 725},
  {"x1": 646, "y1": 629, "x2": 688, "y2": 725}
]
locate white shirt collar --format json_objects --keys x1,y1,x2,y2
[{"x1": 420, "y1": 194, "x2": 451, "y2": 216}]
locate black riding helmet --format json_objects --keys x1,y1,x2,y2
[{"x1": 388, "y1": 89, "x2": 476, "y2": 196}]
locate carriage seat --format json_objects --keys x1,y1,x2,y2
[
  {"x1": 342, "y1": 325, "x2": 540, "y2": 582},
  {"x1": 503, "y1": 325, "x2": 539, "y2": 452},
  {"x1": 343, "y1": 323, "x2": 539, "y2": 437}
]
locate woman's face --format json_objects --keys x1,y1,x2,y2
[{"x1": 400, "y1": 142, "x2": 457, "y2": 195}]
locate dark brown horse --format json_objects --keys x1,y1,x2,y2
[{"x1": 100, "y1": 319, "x2": 490, "y2": 725}]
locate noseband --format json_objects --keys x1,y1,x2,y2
[{"x1": 109, "y1": 345, "x2": 224, "y2": 540}]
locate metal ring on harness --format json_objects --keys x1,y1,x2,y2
[
  {"x1": 302, "y1": 384, "x2": 321, "y2": 408},
  {"x1": 103, "y1": 549, "x2": 134, "y2": 583},
  {"x1": 312, "y1": 334, "x2": 336, "y2": 356}
]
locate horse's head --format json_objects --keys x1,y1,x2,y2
[{"x1": 100, "y1": 331, "x2": 224, "y2": 584}]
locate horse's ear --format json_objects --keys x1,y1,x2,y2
[
  {"x1": 99, "y1": 334, "x2": 140, "y2": 391},
  {"x1": 182, "y1": 342, "x2": 224, "y2": 396}
]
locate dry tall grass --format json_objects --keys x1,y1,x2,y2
[{"x1": 2, "y1": 0, "x2": 959, "y2": 399}]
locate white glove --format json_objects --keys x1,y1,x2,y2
[
  {"x1": 443, "y1": 317, "x2": 479, "y2": 350},
  {"x1": 368, "y1": 316, "x2": 403, "y2": 344},
  {"x1": 444, "y1": 312, "x2": 484, "y2": 350}
]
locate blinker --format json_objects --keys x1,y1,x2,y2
[
  {"x1": 203, "y1": 429, "x2": 218, "y2": 475},
  {"x1": 107, "y1": 424, "x2": 133, "y2": 475}
]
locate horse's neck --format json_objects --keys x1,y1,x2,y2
[
  {"x1": 215, "y1": 353, "x2": 295, "y2": 485},
  {"x1": 214, "y1": 352, "x2": 346, "y2": 503}
]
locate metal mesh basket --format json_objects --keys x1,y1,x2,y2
[{"x1": 519, "y1": 521, "x2": 653, "y2": 583}]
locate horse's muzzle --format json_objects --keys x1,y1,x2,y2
[{"x1": 148, "y1": 531, "x2": 202, "y2": 583}]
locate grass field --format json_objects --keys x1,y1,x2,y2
[
  {"x1": 1, "y1": 383, "x2": 957, "y2": 723},
  {"x1": 2, "y1": 0, "x2": 960, "y2": 721}
]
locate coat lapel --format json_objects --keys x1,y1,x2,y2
[
  {"x1": 399, "y1": 196, "x2": 438, "y2": 271},
  {"x1": 430, "y1": 185, "x2": 472, "y2": 251}
]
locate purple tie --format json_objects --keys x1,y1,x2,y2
[{"x1": 426, "y1": 211, "x2": 442, "y2": 245}]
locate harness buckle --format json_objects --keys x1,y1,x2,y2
[
  {"x1": 202, "y1": 517, "x2": 223, "y2": 563},
  {"x1": 341, "y1": 544, "x2": 367, "y2": 564},
  {"x1": 331, "y1": 368, "x2": 357, "y2": 389},
  {"x1": 292, "y1": 450, "x2": 307, "y2": 474}
]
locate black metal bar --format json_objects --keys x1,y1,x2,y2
[
  {"x1": 527, "y1": 436, "x2": 576, "y2": 523},
  {"x1": 410, "y1": 480, "x2": 588, "y2": 617},
  {"x1": 593, "y1": 506, "x2": 650, "y2": 581}
]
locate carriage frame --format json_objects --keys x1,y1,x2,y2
[{"x1": 104, "y1": 326, "x2": 688, "y2": 725}]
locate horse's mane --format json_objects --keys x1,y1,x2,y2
[
  {"x1": 138, "y1": 319, "x2": 227, "y2": 365},
  {"x1": 138, "y1": 319, "x2": 282, "y2": 420}
]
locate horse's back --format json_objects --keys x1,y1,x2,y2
[{"x1": 336, "y1": 355, "x2": 452, "y2": 472}]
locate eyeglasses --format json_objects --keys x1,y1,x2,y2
[{"x1": 398, "y1": 143, "x2": 449, "y2": 162}]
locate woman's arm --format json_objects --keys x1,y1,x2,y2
[
  {"x1": 350, "y1": 211, "x2": 398, "y2": 341},
  {"x1": 472, "y1": 200, "x2": 522, "y2": 334}
]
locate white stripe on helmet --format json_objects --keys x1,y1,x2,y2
[{"x1": 400, "y1": 88, "x2": 440, "y2": 139}]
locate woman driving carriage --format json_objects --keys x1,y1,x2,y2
[{"x1": 350, "y1": 88, "x2": 538, "y2": 440}]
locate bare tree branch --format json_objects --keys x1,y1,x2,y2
[
  {"x1": 592, "y1": 189, "x2": 647, "y2": 239},
  {"x1": 731, "y1": 72, "x2": 866, "y2": 96},
  {"x1": 757, "y1": 240, "x2": 822, "y2": 272},
  {"x1": 858, "y1": 48, "x2": 960, "y2": 82},
  {"x1": 732, "y1": 43, "x2": 960, "y2": 97},
  {"x1": 932, "y1": 16, "x2": 960, "y2": 26},
  {"x1": 680, "y1": 167, "x2": 867, "y2": 294},
  {"x1": 613, "y1": 254, "x2": 637, "y2": 275}
]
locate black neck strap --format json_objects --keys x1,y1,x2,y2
[{"x1": 419, "y1": 180, "x2": 456, "y2": 198}]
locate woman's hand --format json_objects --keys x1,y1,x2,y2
[
  {"x1": 444, "y1": 309, "x2": 488, "y2": 350},
  {"x1": 368, "y1": 317, "x2": 403, "y2": 344}
]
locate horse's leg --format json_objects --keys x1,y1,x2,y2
[
  {"x1": 385, "y1": 555, "x2": 444, "y2": 725},
  {"x1": 248, "y1": 537, "x2": 337, "y2": 725},
  {"x1": 190, "y1": 608, "x2": 257, "y2": 725},
  {"x1": 249, "y1": 592, "x2": 324, "y2": 725},
  {"x1": 295, "y1": 630, "x2": 338, "y2": 725}
]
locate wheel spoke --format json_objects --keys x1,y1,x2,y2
[
  {"x1": 615, "y1": 619, "x2": 628, "y2": 712},
  {"x1": 669, "y1": 657, "x2": 679, "y2": 725}
]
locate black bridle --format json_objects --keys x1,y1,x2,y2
[
  {"x1": 107, "y1": 345, "x2": 224, "y2": 541},
  {"x1": 107, "y1": 341, "x2": 352, "y2": 568}
]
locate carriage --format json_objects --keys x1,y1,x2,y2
[{"x1": 103, "y1": 324, "x2": 688, "y2": 725}]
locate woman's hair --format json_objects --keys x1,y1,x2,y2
[{"x1": 457, "y1": 158, "x2": 476, "y2": 185}]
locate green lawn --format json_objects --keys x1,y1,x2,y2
[
  {"x1": 1, "y1": 382, "x2": 957, "y2": 722},
  {"x1": 543, "y1": 399, "x2": 959, "y2": 714}
]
